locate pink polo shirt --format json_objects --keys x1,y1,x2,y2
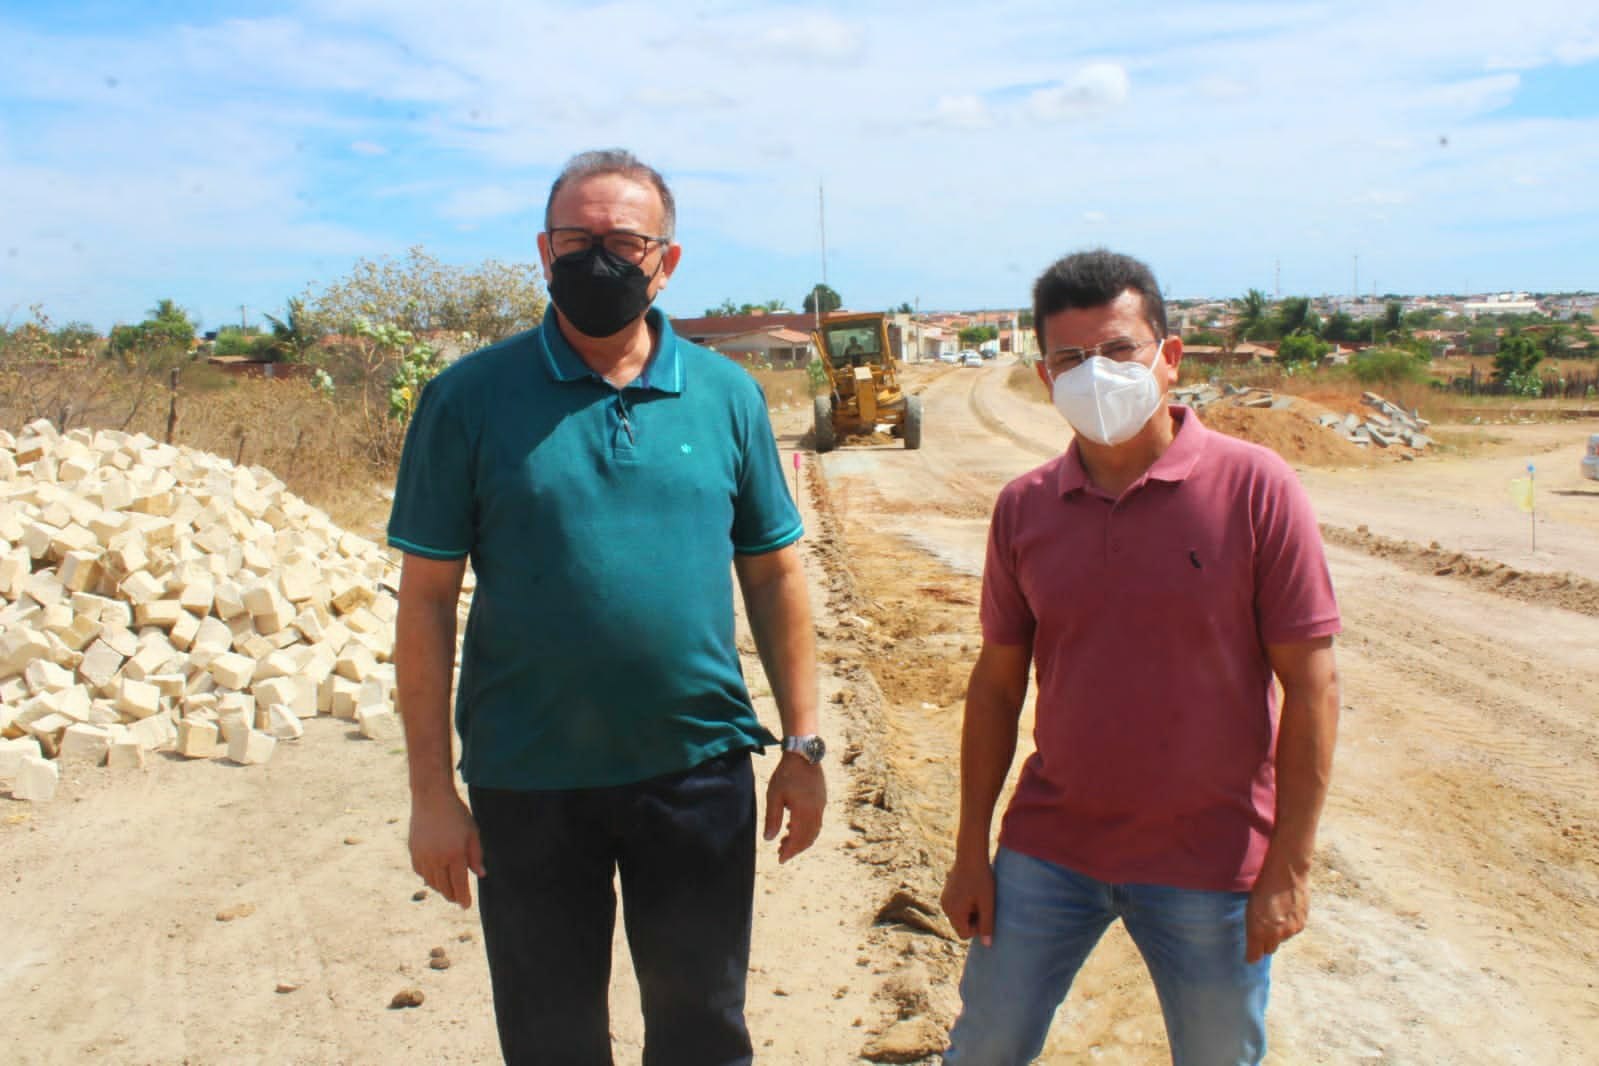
[{"x1": 982, "y1": 406, "x2": 1340, "y2": 892}]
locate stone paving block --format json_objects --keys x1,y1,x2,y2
[
  {"x1": 356, "y1": 705, "x2": 401, "y2": 742},
  {"x1": 227, "y1": 728, "x2": 277, "y2": 766},
  {"x1": 13, "y1": 755, "x2": 59, "y2": 801},
  {"x1": 265, "y1": 703, "x2": 304, "y2": 740},
  {"x1": 117, "y1": 678, "x2": 163, "y2": 720},
  {"x1": 107, "y1": 740, "x2": 147, "y2": 769},
  {"x1": 176, "y1": 718, "x2": 218, "y2": 758},
  {"x1": 58, "y1": 723, "x2": 113, "y2": 764}
]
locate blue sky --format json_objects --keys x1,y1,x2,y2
[{"x1": 2, "y1": 0, "x2": 1597, "y2": 332}]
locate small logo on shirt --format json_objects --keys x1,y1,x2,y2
[
  {"x1": 680, "y1": 443, "x2": 693, "y2": 454},
  {"x1": 1189, "y1": 550, "x2": 1203, "y2": 569}
]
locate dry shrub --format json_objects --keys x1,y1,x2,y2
[{"x1": 1, "y1": 360, "x2": 396, "y2": 534}]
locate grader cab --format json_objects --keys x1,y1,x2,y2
[{"x1": 810, "y1": 312, "x2": 923, "y2": 453}]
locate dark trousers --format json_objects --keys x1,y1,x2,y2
[{"x1": 469, "y1": 750, "x2": 757, "y2": 1066}]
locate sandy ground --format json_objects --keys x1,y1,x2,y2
[
  {"x1": 4, "y1": 361, "x2": 1597, "y2": 1064},
  {"x1": 0, "y1": 434, "x2": 943, "y2": 1064}
]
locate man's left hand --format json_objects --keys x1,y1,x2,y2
[
  {"x1": 763, "y1": 755, "x2": 826, "y2": 863},
  {"x1": 1245, "y1": 863, "x2": 1310, "y2": 963}
]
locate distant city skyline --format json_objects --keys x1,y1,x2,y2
[{"x1": 3, "y1": 1, "x2": 1597, "y2": 333}]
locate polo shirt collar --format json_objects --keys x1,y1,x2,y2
[
  {"x1": 1056, "y1": 403, "x2": 1208, "y2": 497},
  {"x1": 539, "y1": 305, "x2": 684, "y2": 394}
]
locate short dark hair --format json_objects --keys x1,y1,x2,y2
[
  {"x1": 544, "y1": 148, "x2": 677, "y2": 239},
  {"x1": 1032, "y1": 248, "x2": 1167, "y2": 352}
]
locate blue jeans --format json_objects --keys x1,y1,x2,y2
[
  {"x1": 944, "y1": 848, "x2": 1270, "y2": 1066},
  {"x1": 469, "y1": 749, "x2": 757, "y2": 1066}
]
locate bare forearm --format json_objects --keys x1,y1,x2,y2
[
  {"x1": 395, "y1": 594, "x2": 460, "y2": 800},
  {"x1": 741, "y1": 559, "x2": 819, "y2": 737},
  {"x1": 1265, "y1": 684, "x2": 1339, "y2": 874},
  {"x1": 955, "y1": 687, "x2": 1024, "y2": 861}
]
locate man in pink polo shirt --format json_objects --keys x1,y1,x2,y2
[{"x1": 940, "y1": 249, "x2": 1341, "y2": 1065}]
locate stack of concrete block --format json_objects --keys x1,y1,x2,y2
[
  {"x1": 0, "y1": 419, "x2": 406, "y2": 801},
  {"x1": 1176, "y1": 383, "x2": 1433, "y2": 453},
  {"x1": 1314, "y1": 392, "x2": 1433, "y2": 450}
]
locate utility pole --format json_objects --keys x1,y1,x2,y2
[
  {"x1": 239, "y1": 305, "x2": 248, "y2": 332},
  {"x1": 814, "y1": 180, "x2": 827, "y2": 333},
  {"x1": 1274, "y1": 259, "x2": 1280, "y2": 300},
  {"x1": 1352, "y1": 255, "x2": 1359, "y2": 303}
]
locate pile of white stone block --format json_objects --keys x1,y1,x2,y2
[{"x1": 1, "y1": 418, "x2": 406, "y2": 802}]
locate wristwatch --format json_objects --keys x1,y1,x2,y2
[{"x1": 781, "y1": 734, "x2": 827, "y2": 765}]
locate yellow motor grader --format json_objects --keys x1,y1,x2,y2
[{"x1": 810, "y1": 312, "x2": 923, "y2": 453}]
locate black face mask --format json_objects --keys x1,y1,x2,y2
[{"x1": 547, "y1": 245, "x2": 658, "y2": 339}]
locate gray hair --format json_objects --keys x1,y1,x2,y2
[{"x1": 544, "y1": 149, "x2": 677, "y2": 240}]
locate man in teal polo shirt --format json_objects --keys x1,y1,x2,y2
[{"x1": 390, "y1": 149, "x2": 825, "y2": 1066}]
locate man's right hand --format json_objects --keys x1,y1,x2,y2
[
  {"x1": 409, "y1": 791, "x2": 486, "y2": 909},
  {"x1": 941, "y1": 853, "x2": 997, "y2": 947}
]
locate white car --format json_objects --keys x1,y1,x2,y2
[
  {"x1": 962, "y1": 352, "x2": 984, "y2": 368},
  {"x1": 1583, "y1": 433, "x2": 1599, "y2": 481},
  {"x1": 938, "y1": 351, "x2": 959, "y2": 364}
]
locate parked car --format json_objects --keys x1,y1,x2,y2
[
  {"x1": 962, "y1": 351, "x2": 984, "y2": 368},
  {"x1": 1583, "y1": 433, "x2": 1599, "y2": 481},
  {"x1": 938, "y1": 351, "x2": 960, "y2": 364}
]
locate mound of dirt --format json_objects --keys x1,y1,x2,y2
[
  {"x1": 1199, "y1": 403, "x2": 1379, "y2": 468},
  {"x1": 1322, "y1": 523, "x2": 1599, "y2": 617}
]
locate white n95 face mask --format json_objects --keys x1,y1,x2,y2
[{"x1": 1051, "y1": 345, "x2": 1165, "y2": 446}]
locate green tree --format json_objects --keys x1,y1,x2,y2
[
  {"x1": 1276, "y1": 332, "x2": 1330, "y2": 372},
  {"x1": 1322, "y1": 310, "x2": 1356, "y2": 343},
  {"x1": 1492, "y1": 335, "x2": 1542, "y2": 386},
  {"x1": 1230, "y1": 288, "x2": 1268, "y2": 346},
  {"x1": 895, "y1": 302, "x2": 914, "y2": 314},
  {"x1": 802, "y1": 283, "x2": 842, "y2": 315},
  {"x1": 262, "y1": 297, "x2": 322, "y2": 364},
  {"x1": 1382, "y1": 301, "x2": 1405, "y2": 336},
  {"x1": 109, "y1": 298, "x2": 195, "y2": 362},
  {"x1": 1541, "y1": 323, "x2": 1572, "y2": 360},
  {"x1": 1275, "y1": 297, "x2": 1314, "y2": 338},
  {"x1": 959, "y1": 325, "x2": 999, "y2": 347}
]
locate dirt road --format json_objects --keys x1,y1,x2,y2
[
  {"x1": 0, "y1": 449, "x2": 945, "y2": 1064},
  {"x1": 4, "y1": 363, "x2": 1595, "y2": 1064},
  {"x1": 812, "y1": 360, "x2": 1599, "y2": 1063}
]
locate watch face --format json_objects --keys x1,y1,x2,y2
[{"x1": 802, "y1": 736, "x2": 826, "y2": 763}]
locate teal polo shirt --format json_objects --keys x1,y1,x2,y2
[{"x1": 387, "y1": 307, "x2": 803, "y2": 789}]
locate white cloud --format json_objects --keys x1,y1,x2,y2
[
  {"x1": 1028, "y1": 63, "x2": 1131, "y2": 122},
  {"x1": 932, "y1": 95, "x2": 994, "y2": 130},
  {"x1": 755, "y1": 13, "x2": 864, "y2": 65},
  {"x1": 350, "y1": 140, "x2": 388, "y2": 156}
]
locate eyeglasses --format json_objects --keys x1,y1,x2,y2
[
  {"x1": 547, "y1": 227, "x2": 670, "y2": 266},
  {"x1": 1044, "y1": 336, "x2": 1162, "y2": 375}
]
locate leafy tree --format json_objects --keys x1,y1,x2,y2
[
  {"x1": 1541, "y1": 323, "x2": 1572, "y2": 360},
  {"x1": 262, "y1": 297, "x2": 322, "y2": 364},
  {"x1": 1183, "y1": 330, "x2": 1227, "y2": 347},
  {"x1": 958, "y1": 325, "x2": 999, "y2": 347},
  {"x1": 1382, "y1": 301, "x2": 1404, "y2": 336},
  {"x1": 1275, "y1": 297, "x2": 1315, "y2": 338},
  {"x1": 1276, "y1": 332, "x2": 1330, "y2": 372},
  {"x1": 1322, "y1": 310, "x2": 1356, "y2": 343},
  {"x1": 802, "y1": 283, "x2": 842, "y2": 315},
  {"x1": 1230, "y1": 288, "x2": 1268, "y2": 346},
  {"x1": 895, "y1": 302, "x2": 914, "y2": 314},
  {"x1": 1492, "y1": 335, "x2": 1541, "y2": 386},
  {"x1": 109, "y1": 298, "x2": 195, "y2": 363},
  {"x1": 303, "y1": 246, "x2": 545, "y2": 344}
]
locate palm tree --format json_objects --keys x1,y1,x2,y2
[
  {"x1": 262, "y1": 298, "x2": 320, "y2": 364},
  {"x1": 1230, "y1": 289, "x2": 1267, "y2": 349}
]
